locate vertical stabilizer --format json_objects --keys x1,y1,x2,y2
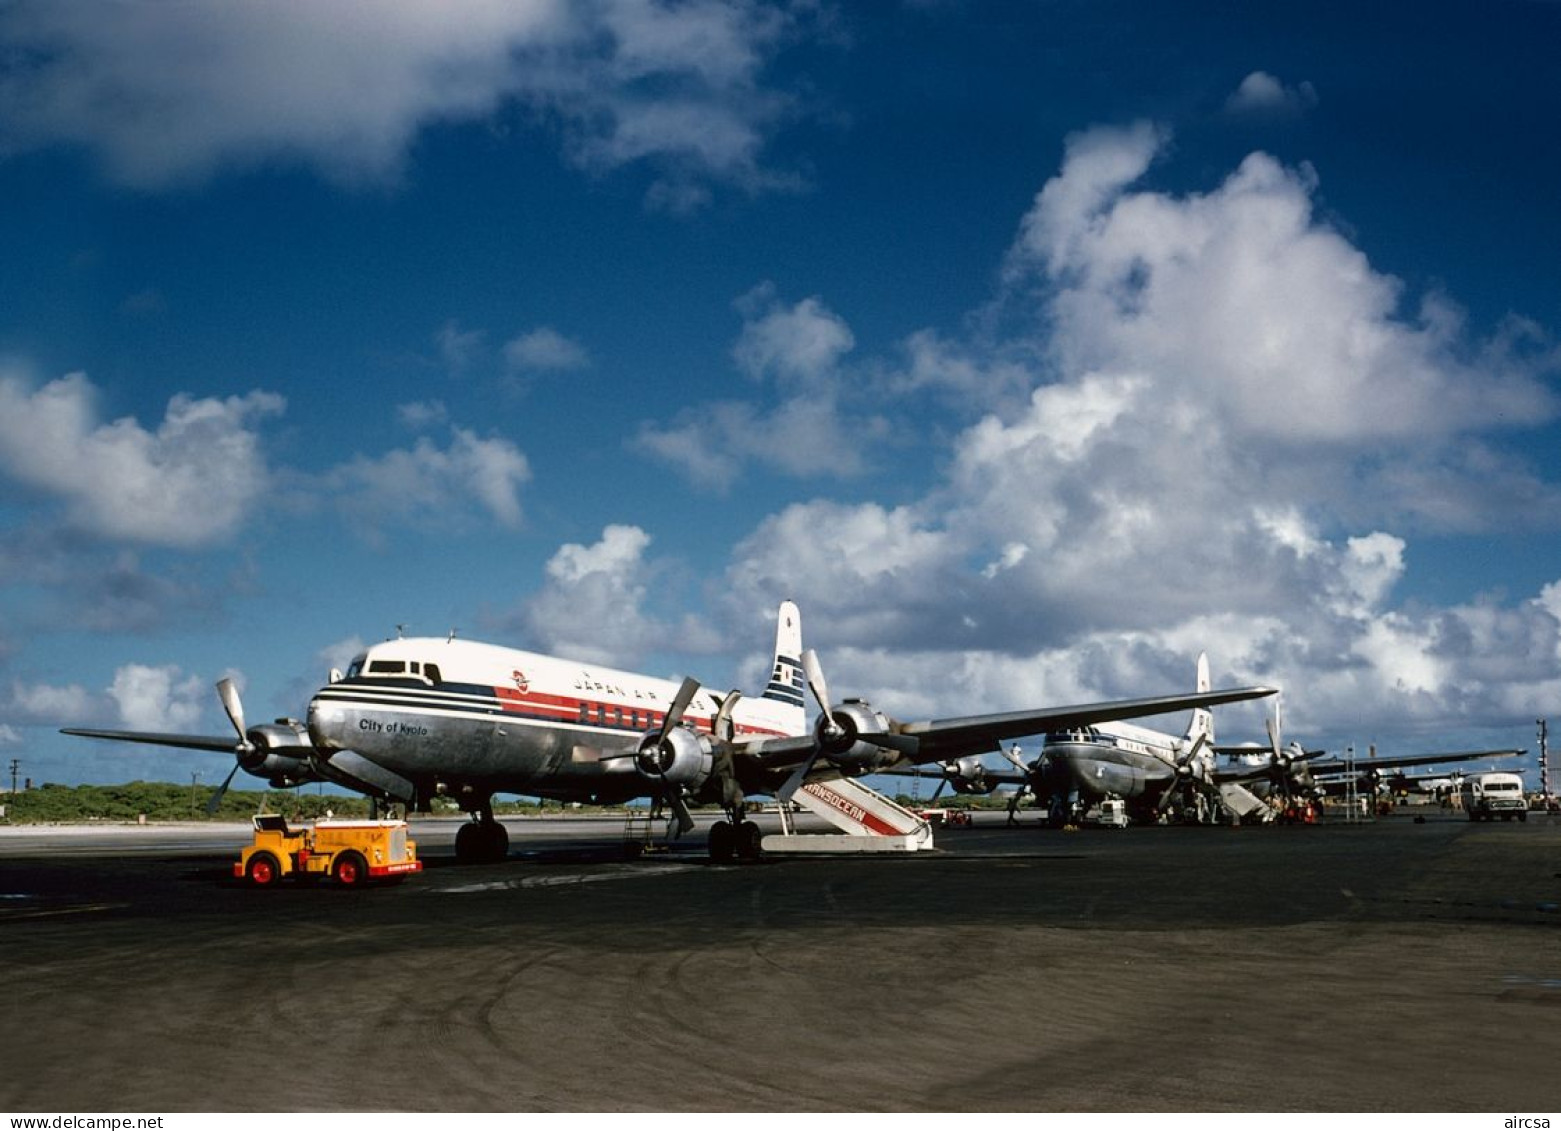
[
  {"x1": 1187, "y1": 651, "x2": 1214, "y2": 746},
  {"x1": 761, "y1": 600, "x2": 807, "y2": 736}
]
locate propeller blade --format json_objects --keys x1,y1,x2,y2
[
  {"x1": 215, "y1": 678, "x2": 253, "y2": 752},
  {"x1": 668, "y1": 792, "x2": 696, "y2": 837},
  {"x1": 205, "y1": 763, "x2": 240, "y2": 816},
  {"x1": 777, "y1": 748, "x2": 822, "y2": 803},
  {"x1": 713, "y1": 690, "x2": 741, "y2": 744},
  {"x1": 657, "y1": 676, "x2": 700, "y2": 741},
  {"x1": 1001, "y1": 745, "x2": 1028, "y2": 774},
  {"x1": 929, "y1": 775, "x2": 948, "y2": 803},
  {"x1": 859, "y1": 729, "x2": 919, "y2": 756},
  {"x1": 801, "y1": 649, "x2": 830, "y2": 716}
]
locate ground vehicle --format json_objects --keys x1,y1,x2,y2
[
  {"x1": 1460, "y1": 772, "x2": 1528, "y2": 822},
  {"x1": 1083, "y1": 798, "x2": 1129, "y2": 828},
  {"x1": 234, "y1": 815, "x2": 422, "y2": 886}
]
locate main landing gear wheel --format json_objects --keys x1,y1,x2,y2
[
  {"x1": 708, "y1": 820, "x2": 735, "y2": 863},
  {"x1": 455, "y1": 819, "x2": 510, "y2": 864},
  {"x1": 737, "y1": 820, "x2": 763, "y2": 860},
  {"x1": 708, "y1": 818, "x2": 764, "y2": 863},
  {"x1": 246, "y1": 852, "x2": 280, "y2": 888}
]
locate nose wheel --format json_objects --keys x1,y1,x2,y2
[{"x1": 454, "y1": 802, "x2": 509, "y2": 863}]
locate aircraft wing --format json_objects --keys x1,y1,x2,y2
[
  {"x1": 1308, "y1": 748, "x2": 1524, "y2": 778},
  {"x1": 59, "y1": 727, "x2": 239, "y2": 753},
  {"x1": 889, "y1": 685, "x2": 1276, "y2": 764},
  {"x1": 735, "y1": 684, "x2": 1275, "y2": 779},
  {"x1": 876, "y1": 765, "x2": 1029, "y2": 787}
]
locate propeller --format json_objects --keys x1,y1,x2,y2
[
  {"x1": 637, "y1": 676, "x2": 700, "y2": 836},
  {"x1": 776, "y1": 648, "x2": 846, "y2": 801},
  {"x1": 779, "y1": 647, "x2": 924, "y2": 803},
  {"x1": 1156, "y1": 732, "x2": 1213, "y2": 819},
  {"x1": 206, "y1": 678, "x2": 255, "y2": 815},
  {"x1": 927, "y1": 769, "x2": 948, "y2": 803}
]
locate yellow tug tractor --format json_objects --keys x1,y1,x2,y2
[{"x1": 235, "y1": 814, "x2": 422, "y2": 887}]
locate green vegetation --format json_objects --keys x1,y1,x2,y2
[
  {"x1": 2, "y1": 782, "x2": 636, "y2": 823},
  {"x1": 1, "y1": 781, "x2": 1018, "y2": 823},
  {"x1": 2, "y1": 781, "x2": 374, "y2": 823}
]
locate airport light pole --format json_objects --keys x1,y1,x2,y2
[{"x1": 8, "y1": 758, "x2": 17, "y2": 801}]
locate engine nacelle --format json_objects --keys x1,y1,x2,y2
[
  {"x1": 947, "y1": 755, "x2": 997, "y2": 795},
  {"x1": 635, "y1": 726, "x2": 713, "y2": 789},
  {"x1": 818, "y1": 699, "x2": 900, "y2": 776},
  {"x1": 241, "y1": 720, "x2": 319, "y2": 786}
]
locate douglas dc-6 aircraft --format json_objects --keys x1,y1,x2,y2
[{"x1": 65, "y1": 602, "x2": 1277, "y2": 862}]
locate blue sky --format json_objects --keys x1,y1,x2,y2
[{"x1": 2, "y1": 1, "x2": 1559, "y2": 790}]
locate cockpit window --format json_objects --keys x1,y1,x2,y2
[
  {"x1": 345, "y1": 655, "x2": 366, "y2": 680},
  {"x1": 424, "y1": 663, "x2": 442, "y2": 684},
  {"x1": 368, "y1": 660, "x2": 406, "y2": 674}
]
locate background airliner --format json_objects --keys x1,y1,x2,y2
[
  {"x1": 65, "y1": 601, "x2": 1278, "y2": 861},
  {"x1": 919, "y1": 675, "x2": 1525, "y2": 826},
  {"x1": 911, "y1": 653, "x2": 1282, "y2": 824}
]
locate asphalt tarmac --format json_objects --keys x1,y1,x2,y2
[{"x1": 2, "y1": 809, "x2": 1558, "y2": 1113}]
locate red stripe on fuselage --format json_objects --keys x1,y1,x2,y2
[{"x1": 489, "y1": 684, "x2": 787, "y2": 739}]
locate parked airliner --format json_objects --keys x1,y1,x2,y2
[
  {"x1": 919, "y1": 654, "x2": 1276, "y2": 824},
  {"x1": 65, "y1": 602, "x2": 1277, "y2": 861}
]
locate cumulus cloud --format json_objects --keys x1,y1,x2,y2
[
  {"x1": 503, "y1": 327, "x2": 590, "y2": 372},
  {"x1": 0, "y1": 0, "x2": 818, "y2": 205},
  {"x1": 108, "y1": 663, "x2": 207, "y2": 731},
  {"x1": 718, "y1": 122, "x2": 1561, "y2": 745},
  {"x1": 397, "y1": 400, "x2": 449, "y2": 430},
  {"x1": 635, "y1": 287, "x2": 885, "y2": 490},
  {"x1": 328, "y1": 426, "x2": 532, "y2": 535},
  {"x1": 506, "y1": 525, "x2": 717, "y2": 666},
  {"x1": 436, "y1": 321, "x2": 487, "y2": 375},
  {"x1": 8, "y1": 679, "x2": 95, "y2": 724},
  {"x1": 1225, "y1": 71, "x2": 1319, "y2": 117},
  {"x1": 732, "y1": 287, "x2": 855, "y2": 387},
  {"x1": 0, "y1": 371, "x2": 283, "y2": 547}
]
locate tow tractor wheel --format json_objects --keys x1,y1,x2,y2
[
  {"x1": 708, "y1": 819, "x2": 735, "y2": 863},
  {"x1": 737, "y1": 820, "x2": 764, "y2": 861},
  {"x1": 333, "y1": 851, "x2": 369, "y2": 887},
  {"x1": 246, "y1": 852, "x2": 281, "y2": 888}
]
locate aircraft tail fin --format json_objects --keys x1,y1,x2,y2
[
  {"x1": 761, "y1": 599, "x2": 808, "y2": 736},
  {"x1": 1187, "y1": 651, "x2": 1214, "y2": 747}
]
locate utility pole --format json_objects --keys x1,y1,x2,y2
[
  {"x1": 8, "y1": 758, "x2": 18, "y2": 800},
  {"x1": 190, "y1": 771, "x2": 201, "y2": 819},
  {"x1": 1345, "y1": 744, "x2": 1356, "y2": 824},
  {"x1": 1539, "y1": 718, "x2": 1551, "y2": 809}
]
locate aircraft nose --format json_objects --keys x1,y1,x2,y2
[{"x1": 306, "y1": 687, "x2": 342, "y2": 752}]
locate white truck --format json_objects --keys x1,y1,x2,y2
[{"x1": 1460, "y1": 772, "x2": 1528, "y2": 822}]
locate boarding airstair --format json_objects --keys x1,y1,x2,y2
[
  {"x1": 764, "y1": 776, "x2": 936, "y2": 853},
  {"x1": 1217, "y1": 781, "x2": 1271, "y2": 823}
]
